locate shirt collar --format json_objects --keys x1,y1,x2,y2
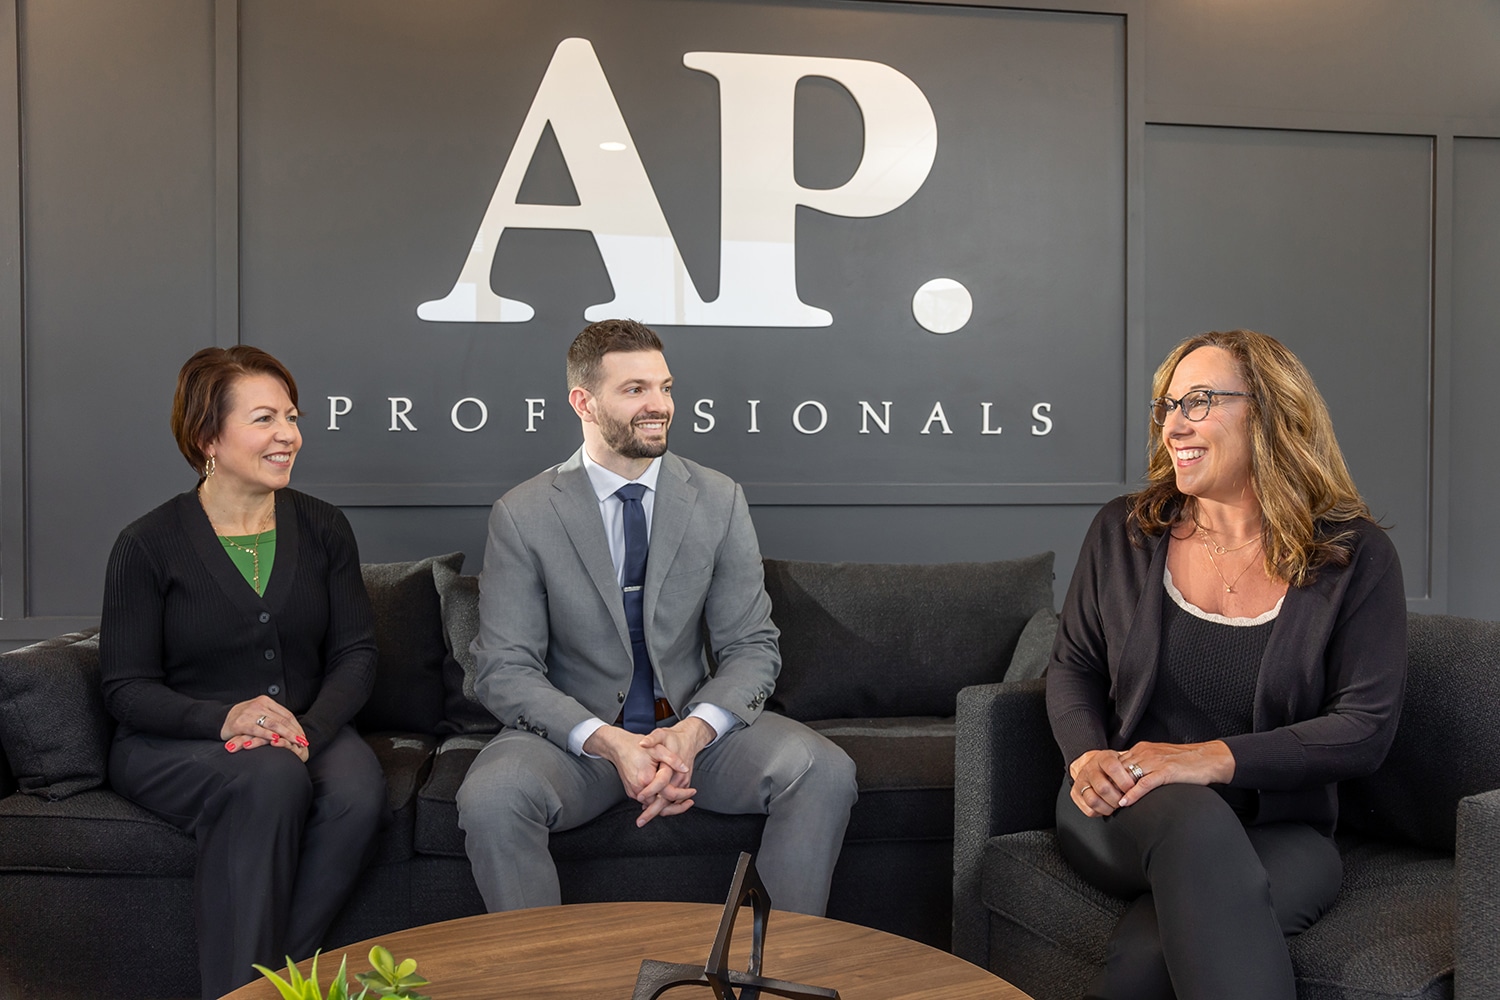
[{"x1": 581, "y1": 446, "x2": 662, "y2": 502}]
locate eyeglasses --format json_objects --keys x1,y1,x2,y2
[{"x1": 1150, "y1": 390, "x2": 1254, "y2": 426}]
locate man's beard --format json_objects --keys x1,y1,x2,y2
[{"x1": 599, "y1": 408, "x2": 670, "y2": 459}]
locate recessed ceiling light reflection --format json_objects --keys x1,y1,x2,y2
[{"x1": 599, "y1": 141, "x2": 628, "y2": 151}]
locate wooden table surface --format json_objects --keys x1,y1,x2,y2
[{"x1": 221, "y1": 901, "x2": 1031, "y2": 1000}]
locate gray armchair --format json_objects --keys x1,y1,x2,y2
[{"x1": 953, "y1": 612, "x2": 1500, "y2": 1000}]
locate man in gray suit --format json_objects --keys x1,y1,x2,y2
[{"x1": 456, "y1": 319, "x2": 857, "y2": 915}]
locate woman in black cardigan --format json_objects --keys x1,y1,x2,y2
[
  {"x1": 1047, "y1": 330, "x2": 1406, "y2": 1000},
  {"x1": 100, "y1": 346, "x2": 385, "y2": 1000}
]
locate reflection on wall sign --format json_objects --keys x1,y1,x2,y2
[{"x1": 418, "y1": 37, "x2": 941, "y2": 327}]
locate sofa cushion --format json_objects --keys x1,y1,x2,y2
[
  {"x1": 415, "y1": 736, "x2": 489, "y2": 858},
  {"x1": 807, "y1": 717, "x2": 955, "y2": 842},
  {"x1": 1339, "y1": 613, "x2": 1500, "y2": 852},
  {"x1": 357, "y1": 553, "x2": 463, "y2": 734},
  {"x1": 1289, "y1": 837, "x2": 1454, "y2": 1000},
  {"x1": 430, "y1": 561, "x2": 500, "y2": 735},
  {"x1": 0, "y1": 630, "x2": 112, "y2": 801},
  {"x1": 0, "y1": 788, "x2": 193, "y2": 875},
  {"x1": 763, "y1": 553, "x2": 1055, "y2": 720},
  {"x1": 980, "y1": 829, "x2": 1454, "y2": 1000},
  {"x1": 363, "y1": 733, "x2": 436, "y2": 865}
]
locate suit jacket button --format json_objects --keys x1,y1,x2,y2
[{"x1": 617, "y1": 691, "x2": 625, "y2": 703}]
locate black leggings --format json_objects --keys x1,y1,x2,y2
[{"x1": 1056, "y1": 780, "x2": 1341, "y2": 1000}]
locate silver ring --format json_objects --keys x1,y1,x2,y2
[
  {"x1": 1127, "y1": 762, "x2": 1145, "y2": 781},
  {"x1": 256, "y1": 715, "x2": 268, "y2": 728}
]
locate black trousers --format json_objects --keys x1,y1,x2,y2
[
  {"x1": 110, "y1": 726, "x2": 385, "y2": 999},
  {"x1": 1055, "y1": 781, "x2": 1341, "y2": 1000}
]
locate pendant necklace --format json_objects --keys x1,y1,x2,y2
[{"x1": 200, "y1": 489, "x2": 275, "y2": 594}]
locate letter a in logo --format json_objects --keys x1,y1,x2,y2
[{"x1": 419, "y1": 38, "x2": 937, "y2": 326}]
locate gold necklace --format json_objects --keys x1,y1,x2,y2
[
  {"x1": 199, "y1": 490, "x2": 275, "y2": 593},
  {"x1": 1192, "y1": 515, "x2": 1262, "y2": 555},
  {"x1": 1201, "y1": 535, "x2": 1259, "y2": 593}
]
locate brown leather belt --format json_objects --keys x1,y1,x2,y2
[{"x1": 616, "y1": 698, "x2": 675, "y2": 727}]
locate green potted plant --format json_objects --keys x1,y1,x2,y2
[{"x1": 253, "y1": 945, "x2": 430, "y2": 1000}]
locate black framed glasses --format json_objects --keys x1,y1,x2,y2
[{"x1": 1150, "y1": 389, "x2": 1254, "y2": 426}]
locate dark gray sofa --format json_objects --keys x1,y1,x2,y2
[
  {"x1": 953, "y1": 611, "x2": 1500, "y2": 1000},
  {"x1": 0, "y1": 551, "x2": 1055, "y2": 1000}
]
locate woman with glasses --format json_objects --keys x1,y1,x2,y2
[{"x1": 1046, "y1": 329, "x2": 1406, "y2": 1000}]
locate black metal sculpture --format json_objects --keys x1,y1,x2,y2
[{"x1": 630, "y1": 852, "x2": 841, "y2": 1000}]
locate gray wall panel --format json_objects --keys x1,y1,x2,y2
[
  {"x1": 1145, "y1": 0, "x2": 1500, "y2": 121},
  {"x1": 1450, "y1": 138, "x2": 1500, "y2": 619},
  {"x1": 20, "y1": 0, "x2": 215, "y2": 616},
  {"x1": 1145, "y1": 125, "x2": 1433, "y2": 599}
]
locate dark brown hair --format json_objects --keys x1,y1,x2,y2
[
  {"x1": 565, "y1": 319, "x2": 664, "y2": 391},
  {"x1": 171, "y1": 345, "x2": 299, "y2": 479},
  {"x1": 1128, "y1": 329, "x2": 1370, "y2": 586}
]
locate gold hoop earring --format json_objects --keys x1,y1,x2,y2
[{"x1": 203, "y1": 455, "x2": 216, "y2": 479}]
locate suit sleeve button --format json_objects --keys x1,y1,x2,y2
[{"x1": 259, "y1": 612, "x2": 271, "y2": 623}]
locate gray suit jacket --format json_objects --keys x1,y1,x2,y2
[{"x1": 472, "y1": 447, "x2": 780, "y2": 749}]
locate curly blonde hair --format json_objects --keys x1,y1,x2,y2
[{"x1": 1128, "y1": 329, "x2": 1372, "y2": 586}]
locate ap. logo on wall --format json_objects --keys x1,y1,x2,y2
[{"x1": 418, "y1": 37, "x2": 952, "y2": 329}]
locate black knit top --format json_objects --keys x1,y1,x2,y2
[
  {"x1": 99, "y1": 488, "x2": 376, "y2": 758},
  {"x1": 1134, "y1": 580, "x2": 1278, "y2": 816},
  {"x1": 1135, "y1": 583, "x2": 1277, "y2": 747}
]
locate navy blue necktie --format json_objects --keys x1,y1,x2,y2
[{"x1": 616, "y1": 483, "x2": 656, "y2": 734}]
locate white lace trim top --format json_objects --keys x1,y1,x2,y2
[{"x1": 1164, "y1": 565, "x2": 1284, "y2": 627}]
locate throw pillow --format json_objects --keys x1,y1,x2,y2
[
  {"x1": 0, "y1": 630, "x2": 112, "y2": 800},
  {"x1": 1003, "y1": 607, "x2": 1058, "y2": 682},
  {"x1": 763, "y1": 553, "x2": 1055, "y2": 721},
  {"x1": 356, "y1": 553, "x2": 463, "y2": 734},
  {"x1": 431, "y1": 560, "x2": 500, "y2": 735}
]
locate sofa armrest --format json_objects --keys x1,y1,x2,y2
[
  {"x1": 1457, "y1": 786, "x2": 1500, "y2": 1000},
  {"x1": 952, "y1": 678, "x2": 1062, "y2": 966}
]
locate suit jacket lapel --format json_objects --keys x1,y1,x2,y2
[
  {"x1": 644, "y1": 452, "x2": 697, "y2": 626},
  {"x1": 550, "y1": 449, "x2": 632, "y2": 652}
]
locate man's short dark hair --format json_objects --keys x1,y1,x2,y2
[{"x1": 566, "y1": 319, "x2": 664, "y2": 392}]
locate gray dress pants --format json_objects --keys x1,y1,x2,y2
[
  {"x1": 456, "y1": 711, "x2": 857, "y2": 915},
  {"x1": 1056, "y1": 781, "x2": 1342, "y2": 1000}
]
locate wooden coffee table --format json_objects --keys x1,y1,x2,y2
[{"x1": 220, "y1": 901, "x2": 1030, "y2": 999}]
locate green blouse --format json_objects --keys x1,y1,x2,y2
[{"x1": 217, "y1": 530, "x2": 277, "y2": 595}]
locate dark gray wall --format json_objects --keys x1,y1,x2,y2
[{"x1": 3, "y1": 0, "x2": 1499, "y2": 646}]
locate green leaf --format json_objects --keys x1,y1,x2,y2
[
  {"x1": 326, "y1": 954, "x2": 352, "y2": 1000},
  {"x1": 251, "y1": 964, "x2": 309, "y2": 1000},
  {"x1": 393, "y1": 959, "x2": 417, "y2": 980},
  {"x1": 368, "y1": 945, "x2": 396, "y2": 980}
]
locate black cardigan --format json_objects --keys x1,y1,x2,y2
[
  {"x1": 1046, "y1": 495, "x2": 1407, "y2": 832},
  {"x1": 100, "y1": 488, "x2": 376, "y2": 757}
]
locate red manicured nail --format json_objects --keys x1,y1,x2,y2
[
  {"x1": 295, "y1": 736, "x2": 309, "y2": 747},
  {"x1": 241, "y1": 740, "x2": 252, "y2": 748},
  {"x1": 225, "y1": 741, "x2": 236, "y2": 752},
  {"x1": 270, "y1": 733, "x2": 280, "y2": 743}
]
